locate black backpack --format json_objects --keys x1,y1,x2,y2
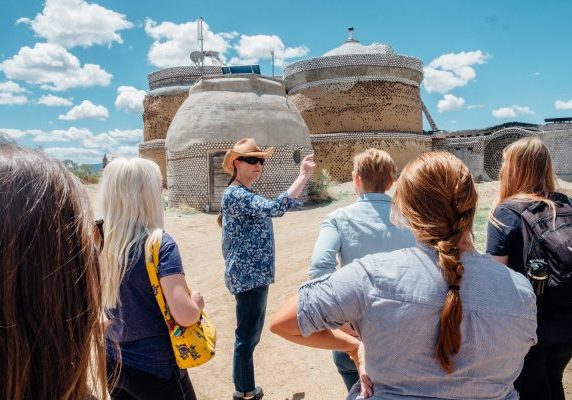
[{"x1": 505, "y1": 192, "x2": 572, "y2": 313}]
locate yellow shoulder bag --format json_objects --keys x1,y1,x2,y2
[{"x1": 145, "y1": 235, "x2": 216, "y2": 368}]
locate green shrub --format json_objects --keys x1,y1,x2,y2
[{"x1": 62, "y1": 160, "x2": 100, "y2": 184}]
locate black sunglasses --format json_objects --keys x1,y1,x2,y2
[{"x1": 238, "y1": 157, "x2": 265, "y2": 166}]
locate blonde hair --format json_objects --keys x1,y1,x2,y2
[
  {"x1": 392, "y1": 152, "x2": 477, "y2": 373},
  {"x1": 353, "y1": 148, "x2": 396, "y2": 193},
  {"x1": 490, "y1": 136, "x2": 557, "y2": 226},
  {"x1": 97, "y1": 157, "x2": 164, "y2": 310}
]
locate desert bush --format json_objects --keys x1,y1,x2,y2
[
  {"x1": 62, "y1": 160, "x2": 100, "y2": 184},
  {"x1": 308, "y1": 169, "x2": 333, "y2": 203}
]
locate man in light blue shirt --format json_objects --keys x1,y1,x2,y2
[{"x1": 309, "y1": 148, "x2": 415, "y2": 391}]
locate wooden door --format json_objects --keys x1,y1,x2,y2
[{"x1": 208, "y1": 150, "x2": 227, "y2": 212}]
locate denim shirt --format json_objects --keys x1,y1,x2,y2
[
  {"x1": 221, "y1": 184, "x2": 295, "y2": 295},
  {"x1": 298, "y1": 245, "x2": 537, "y2": 400},
  {"x1": 309, "y1": 193, "x2": 415, "y2": 279}
]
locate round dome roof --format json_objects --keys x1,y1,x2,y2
[
  {"x1": 322, "y1": 40, "x2": 396, "y2": 57},
  {"x1": 166, "y1": 74, "x2": 311, "y2": 153}
]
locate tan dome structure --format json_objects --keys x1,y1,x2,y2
[
  {"x1": 283, "y1": 29, "x2": 432, "y2": 182},
  {"x1": 140, "y1": 66, "x2": 223, "y2": 187},
  {"x1": 165, "y1": 74, "x2": 312, "y2": 210}
]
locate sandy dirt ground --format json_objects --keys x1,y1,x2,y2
[{"x1": 88, "y1": 179, "x2": 572, "y2": 399}]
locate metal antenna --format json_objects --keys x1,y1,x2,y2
[
  {"x1": 270, "y1": 49, "x2": 275, "y2": 77},
  {"x1": 197, "y1": 17, "x2": 204, "y2": 68},
  {"x1": 346, "y1": 26, "x2": 358, "y2": 43}
]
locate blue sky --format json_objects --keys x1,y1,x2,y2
[{"x1": 1, "y1": 0, "x2": 571, "y2": 163}]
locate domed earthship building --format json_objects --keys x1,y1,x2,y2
[
  {"x1": 163, "y1": 74, "x2": 312, "y2": 211},
  {"x1": 138, "y1": 28, "x2": 571, "y2": 212},
  {"x1": 139, "y1": 65, "x2": 224, "y2": 187},
  {"x1": 283, "y1": 29, "x2": 436, "y2": 181}
]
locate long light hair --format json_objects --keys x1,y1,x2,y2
[
  {"x1": 0, "y1": 144, "x2": 107, "y2": 400},
  {"x1": 392, "y1": 151, "x2": 477, "y2": 373},
  {"x1": 97, "y1": 157, "x2": 164, "y2": 310},
  {"x1": 490, "y1": 136, "x2": 557, "y2": 226}
]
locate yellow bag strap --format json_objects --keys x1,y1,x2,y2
[{"x1": 144, "y1": 233, "x2": 169, "y2": 314}]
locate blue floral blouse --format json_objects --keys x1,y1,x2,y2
[{"x1": 221, "y1": 185, "x2": 295, "y2": 294}]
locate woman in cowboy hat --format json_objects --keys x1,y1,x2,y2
[{"x1": 219, "y1": 137, "x2": 315, "y2": 400}]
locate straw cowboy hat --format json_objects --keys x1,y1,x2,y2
[{"x1": 222, "y1": 138, "x2": 274, "y2": 174}]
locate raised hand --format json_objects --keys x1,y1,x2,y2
[{"x1": 299, "y1": 153, "x2": 316, "y2": 178}]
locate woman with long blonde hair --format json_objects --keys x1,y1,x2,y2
[
  {"x1": 0, "y1": 143, "x2": 107, "y2": 400},
  {"x1": 487, "y1": 136, "x2": 572, "y2": 400},
  {"x1": 98, "y1": 157, "x2": 204, "y2": 400},
  {"x1": 271, "y1": 152, "x2": 536, "y2": 399}
]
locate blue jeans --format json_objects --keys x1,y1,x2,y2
[
  {"x1": 233, "y1": 285, "x2": 269, "y2": 393},
  {"x1": 332, "y1": 350, "x2": 359, "y2": 391}
]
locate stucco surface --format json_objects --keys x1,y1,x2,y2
[{"x1": 166, "y1": 75, "x2": 311, "y2": 153}]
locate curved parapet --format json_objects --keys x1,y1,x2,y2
[
  {"x1": 283, "y1": 53, "x2": 423, "y2": 94},
  {"x1": 147, "y1": 66, "x2": 222, "y2": 91}
]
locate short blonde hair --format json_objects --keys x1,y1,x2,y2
[{"x1": 353, "y1": 148, "x2": 396, "y2": 193}]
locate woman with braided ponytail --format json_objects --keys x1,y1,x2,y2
[{"x1": 271, "y1": 152, "x2": 537, "y2": 399}]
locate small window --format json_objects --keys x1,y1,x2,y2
[{"x1": 293, "y1": 149, "x2": 301, "y2": 164}]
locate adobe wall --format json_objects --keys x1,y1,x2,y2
[
  {"x1": 140, "y1": 87, "x2": 189, "y2": 185},
  {"x1": 290, "y1": 81, "x2": 422, "y2": 134},
  {"x1": 143, "y1": 90, "x2": 189, "y2": 141},
  {"x1": 311, "y1": 132, "x2": 431, "y2": 182},
  {"x1": 168, "y1": 142, "x2": 312, "y2": 209},
  {"x1": 138, "y1": 139, "x2": 167, "y2": 187},
  {"x1": 540, "y1": 125, "x2": 572, "y2": 181}
]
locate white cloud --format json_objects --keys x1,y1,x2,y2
[
  {"x1": 115, "y1": 86, "x2": 145, "y2": 113},
  {"x1": 534, "y1": 72, "x2": 541, "y2": 76},
  {"x1": 0, "y1": 127, "x2": 143, "y2": 163},
  {"x1": 423, "y1": 50, "x2": 489, "y2": 94},
  {"x1": 0, "y1": 81, "x2": 28, "y2": 105},
  {"x1": 230, "y1": 34, "x2": 309, "y2": 67},
  {"x1": 0, "y1": 43, "x2": 112, "y2": 91},
  {"x1": 491, "y1": 105, "x2": 535, "y2": 119},
  {"x1": 466, "y1": 104, "x2": 485, "y2": 110},
  {"x1": 0, "y1": 128, "x2": 28, "y2": 139},
  {"x1": 58, "y1": 100, "x2": 109, "y2": 120},
  {"x1": 43, "y1": 147, "x2": 104, "y2": 162},
  {"x1": 437, "y1": 94, "x2": 465, "y2": 113},
  {"x1": 555, "y1": 99, "x2": 572, "y2": 110},
  {"x1": 17, "y1": 0, "x2": 133, "y2": 49},
  {"x1": 37, "y1": 94, "x2": 73, "y2": 106},
  {"x1": 145, "y1": 18, "x2": 235, "y2": 68}
]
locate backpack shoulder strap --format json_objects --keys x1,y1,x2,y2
[{"x1": 502, "y1": 200, "x2": 536, "y2": 266}]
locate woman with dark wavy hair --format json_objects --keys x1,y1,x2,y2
[
  {"x1": 271, "y1": 152, "x2": 537, "y2": 399},
  {"x1": 0, "y1": 143, "x2": 107, "y2": 400}
]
